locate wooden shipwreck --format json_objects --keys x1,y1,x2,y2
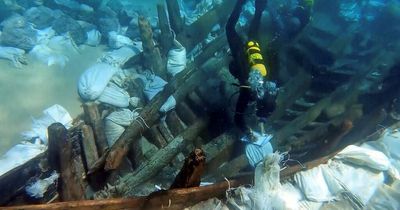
[{"x1": 1, "y1": 0, "x2": 400, "y2": 209}]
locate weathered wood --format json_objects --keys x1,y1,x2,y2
[
  {"x1": 202, "y1": 133, "x2": 236, "y2": 176},
  {"x1": 177, "y1": 0, "x2": 234, "y2": 52},
  {"x1": 0, "y1": 153, "x2": 45, "y2": 205},
  {"x1": 82, "y1": 103, "x2": 108, "y2": 156},
  {"x1": 166, "y1": 0, "x2": 184, "y2": 35},
  {"x1": 48, "y1": 123, "x2": 88, "y2": 201},
  {"x1": 209, "y1": 155, "x2": 248, "y2": 180},
  {"x1": 266, "y1": 70, "x2": 312, "y2": 124},
  {"x1": 165, "y1": 110, "x2": 186, "y2": 136},
  {"x1": 170, "y1": 148, "x2": 206, "y2": 189},
  {"x1": 145, "y1": 125, "x2": 168, "y2": 149},
  {"x1": 81, "y1": 125, "x2": 99, "y2": 172},
  {"x1": 176, "y1": 101, "x2": 199, "y2": 125},
  {"x1": 3, "y1": 175, "x2": 251, "y2": 210},
  {"x1": 117, "y1": 118, "x2": 208, "y2": 194},
  {"x1": 102, "y1": 34, "x2": 225, "y2": 171},
  {"x1": 157, "y1": 4, "x2": 174, "y2": 55},
  {"x1": 138, "y1": 16, "x2": 167, "y2": 79}
]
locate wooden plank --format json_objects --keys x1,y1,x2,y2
[
  {"x1": 82, "y1": 103, "x2": 108, "y2": 156},
  {"x1": 81, "y1": 125, "x2": 99, "y2": 172},
  {"x1": 3, "y1": 176, "x2": 250, "y2": 210},
  {"x1": 165, "y1": 110, "x2": 186, "y2": 136},
  {"x1": 166, "y1": 0, "x2": 184, "y2": 35},
  {"x1": 48, "y1": 123, "x2": 88, "y2": 201},
  {"x1": 0, "y1": 153, "x2": 45, "y2": 205},
  {"x1": 157, "y1": 4, "x2": 174, "y2": 55},
  {"x1": 116, "y1": 118, "x2": 208, "y2": 194}
]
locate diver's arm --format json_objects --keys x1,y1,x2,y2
[
  {"x1": 248, "y1": 0, "x2": 268, "y2": 40},
  {"x1": 226, "y1": 0, "x2": 247, "y2": 56}
]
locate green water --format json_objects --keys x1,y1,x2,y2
[{"x1": 0, "y1": 45, "x2": 105, "y2": 155}]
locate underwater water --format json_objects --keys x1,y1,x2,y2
[
  {"x1": 0, "y1": 0, "x2": 399, "y2": 208},
  {"x1": 0, "y1": 46, "x2": 104, "y2": 154}
]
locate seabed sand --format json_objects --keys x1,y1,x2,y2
[{"x1": 0, "y1": 45, "x2": 105, "y2": 155}]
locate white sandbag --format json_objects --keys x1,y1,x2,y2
[
  {"x1": 294, "y1": 165, "x2": 337, "y2": 202},
  {"x1": 366, "y1": 179, "x2": 400, "y2": 210},
  {"x1": 129, "y1": 97, "x2": 140, "y2": 107},
  {"x1": 160, "y1": 95, "x2": 176, "y2": 113},
  {"x1": 48, "y1": 35, "x2": 79, "y2": 53},
  {"x1": 167, "y1": 39, "x2": 186, "y2": 76},
  {"x1": 253, "y1": 153, "x2": 287, "y2": 209},
  {"x1": 97, "y1": 83, "x2": 130, "y2": 107},
  {"x1": 43, "y1": 104, "x2": 73, "y2": 128},
  {"x1": 0, "y1": 46, "x2": 27, "y2": 68},
  {"x1": 35, "y1": 27, "x2": 56, "y2": 45},
  {"x1": 77, "y1": 63, "x2": 119, "y2": 100},
  {"x1": 241, "y1": 132, "x2": 273, "y2": 167},
  {"x1": 141, "y1": 73, "x2": 168, "y2": 101},
  {"x1": 334, "y1": 145, "x2": 390, "y2": 171},
  {"x1": 105, "y1": 109, "x2": 137, "y2": 146},
  {"x1": 25, "y1": 171, "x2": 59, "y2": 198},
  {"x1": 328, "y1": 161, "x2": 385, "y2": 204},
  {"x1": 108, "y1": 31, "x2": 134, "y2": 49},
  {"x1": 0, "y1": 142, "x2": 46, "y2": 176},
  {"x1": 21, "y1": 104, "x2": 73, "y2": 144},
  {"x1": 29, "y1": 44, "x2": 69, "y2": 68},
  {"x1": 99, "y1": 46, "x2": 137, "y2": 67},
  {"x1": 86, "y1": 29, "x2": 101, "y2": 46},
  {"x1": 278, "y1": 182, "x2": 304, "y2": 210}
]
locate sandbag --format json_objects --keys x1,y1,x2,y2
[
  {"x1": 35, "y1": 27, "x2": 56, "y2": 45},
  {"x1": 0, "y1": 142, "x2": 46, "y2": 176},
  {"x1": 108, "y1": 31, "x2": 134, "y2": 49},
  {"x1": 328, "y1": 161, "x2": 385, "y2": 205},
  {"x1": 159, "y1": 96, "x2": 176, "y2": 113},
  {"x1": 334, "y1": 145, "x2": 390, "y2": 171},
  {"x1": 77, "y1": 63, "x2": 119, "y2": 100},
  {"x1": 29, "y1": 44, "x2": 69, "y2": 68},
  {"x1": 294, "y1": 165, "x2": 337, "y2": 202},
  {"x1": 97, "y1": 83, "x2": 130, "y2": 107},
  {"x1": 0, "y1": 46, "x2": 27, "y2": 68},
  {"x1": 99, "y1": 46, "x2": 138, "y2": 67},
  {"x1": 86, "y1": 29, "x2": 101, "y2": 46},
  {"x1": 0, "y1": 14, "x2": 37, "y2": 50},
  {"x1": 105, "y1": 109, "x2": 137, "y2": 146},
  {"x1": 22, "y1": 104, "x2": 73, "y2": 144},
  {"x1": 241, "y1": 132, "x2": 273, "y2": 167},
  {"x1": 140, "y1": 73, "x2": 168, "y2": 101},
  {"x1": 167, "y1": 39, "x2": 186, "y2": 77}
]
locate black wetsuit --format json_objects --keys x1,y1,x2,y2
[{"x1": 226, "y1": 0, "x2": 271, "y2": 134}]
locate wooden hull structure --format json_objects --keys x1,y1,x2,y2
[{"x1": 1, "y1": 0, "x2": 400, "y2": 209}]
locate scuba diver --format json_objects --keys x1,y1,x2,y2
[{"x1": 226, "y1": 0, "x2": 278, "y2": 167}]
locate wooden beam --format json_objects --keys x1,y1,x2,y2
[
  {"x1": 48, "y1": 123, "x2": 88, "y2": 201},
  {"x1": 3, "y1": 175, "x2": 250, "y2": 210},
  {"x1": 138, "y1": 15, "x2": 167, "y2": 79},
  {"x1": 0, "y1": 153, "x2": 45, "y2": 205},
  {"x1": 101, "y1": 34, "x2": 224, "y2": 171},
  {"x1": 82, "y1": 103, "x2": 108, "y2": 156},
  {"x1": 177, "y1": 0, "x2": 234, "y2": 52},
  {"x1": 81, "y1": 125, "x2": 99, "y2": 172},
  {"x1": 117, "y1": 118, "x2": 208, "y2": 194},
  {"x1": 166, "y1": 0, "x2": 184, "y2": 35},
  {"x1": 170, "y1": 148, "x2": 206, "y2": 189},
  {"x1": 157, "y1": 4, "x2": 174, "y2": 55}
]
